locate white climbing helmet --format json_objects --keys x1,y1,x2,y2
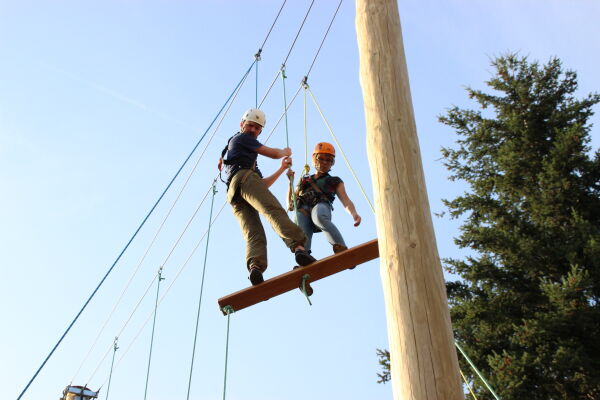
[{"x1": 241, "y1": 108, "x2": 266, "y2": 127}]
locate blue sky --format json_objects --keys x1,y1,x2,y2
[{"x1": 1, "y1": 1, "x2": 599, "y2": 399}]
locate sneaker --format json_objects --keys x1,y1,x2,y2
[
  {"x1": 293, "y1": 266, "x2": 314, "y2": 296},
  {"x1": 294, "y1": 249, "x2": 316, "y2": 266},
  {"x1": 248, "y1": 266, "x2": 264, "y2": 286},
  {"x1": 333, "y1": 244, "x2": 355, "y2": 269}
]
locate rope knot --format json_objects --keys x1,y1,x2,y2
[{"x1": 301, "y1": 76, "x2": 309, "y2": 89}]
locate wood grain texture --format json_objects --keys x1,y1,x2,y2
[
  {"x1": 355, "y1": 1, "x2": 463, "y2": 399},
  {"x1": 217, "y1": 239, "x2": 379, "y2": 313}
]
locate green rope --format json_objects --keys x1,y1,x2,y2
[
  {"x1": 143, "y1": 267, "x2": 165, "y2": 400},
  {"x1": 280, "y1": 64, "x2": 300, "y2": 225},
  {"x1": 221, "y1": 306, "x2": 235, "y2": 400},
  {"x1": 186, "y1": 181, "x2": 218, "y2": 400},
  {"x1": 300, "y1": 274, "x2": 312, "y2": 306},
  {"x1": 307, "y1": 87, "x2": 375, "y2": 213},
  {"x1": 105, "y1": 337, "x2": 119, "y2": 400},
  {"x1": 303, "y1": 79, "x2": 309, "y2": 171},
  {"x1": 455, "y1": 342, "x2": 501, "y2": 400}
]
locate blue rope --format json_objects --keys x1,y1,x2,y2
[
  {"x1": 16, "y1": 60, "x2": 256, "y2": 400},
  {"x1": 186, "y1": 181, "x2": 218, "y2": 400}
]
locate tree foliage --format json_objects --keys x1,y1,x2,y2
[{"x1": 439, "y1": 54, "x2": 600, "y2": 399}]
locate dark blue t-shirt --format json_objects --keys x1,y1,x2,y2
[{"x1": 222, "y1": 132, "x2": 263, "y2": 182}]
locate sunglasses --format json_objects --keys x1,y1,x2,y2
[{"x1": 316, "y1": 155, "x2": 334, "y2": 163}]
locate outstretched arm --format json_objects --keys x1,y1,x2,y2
[
  {"x1": 262, "y1": 156, "x2": 292, "y2": 188},
  {"x1": 336, "y1": 182, "x2": 361, "y2": 227},
  {"x1": 256, "y1": 145, "x2": 292, "y2": 159}
]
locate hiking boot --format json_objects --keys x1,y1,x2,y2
[
  {"x1": 333, "y1": 244, "x2": 355, "y2": 269},
  {"x1": 294, "y1": 249, "x2": 316, "y2": 266},
  {"x1": 293, "y1": 265, "x2": 314, "y2": 296},
  {"x1": 248, "y1": 266, "x2": 264, "y2": 286}
]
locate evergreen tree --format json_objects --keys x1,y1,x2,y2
[{"x1": 439, "y1": 54, "x2": 600, "y2": 399}]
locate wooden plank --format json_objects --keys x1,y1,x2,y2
[{"x1": 217, "y1": 239, "x2": 379, "y2": 314}]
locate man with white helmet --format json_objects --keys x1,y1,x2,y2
[{"x1": 219, "y1": 108, "x2": 316, "y2": 286}]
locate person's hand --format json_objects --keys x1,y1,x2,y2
[
  {"x1": 281, "y1": 156, "x2": 292, "y2": 170},
  {"x1": 286, "y1": 167, "x2": 295, "y2": 179},
  {"x1": 353, "y1": 213, "x2": 362, "y2": 227},
  {"x1": 280, "y1": 147, "x2": 292, "y2": 157},
  {"x1": 217, "y1": 158, "x2": 223, "y2": 171}
]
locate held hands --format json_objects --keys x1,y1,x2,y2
[
  {"x1": 280, "y1": 147, "x2": 292, "y2": 158},
  {"x1": 280, "y1": 156, "x2": 293, "y2": 170}
]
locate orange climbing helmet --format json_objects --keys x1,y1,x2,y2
[{"x1": 312, "y1": 142, "x2": 335, "y2": 156}]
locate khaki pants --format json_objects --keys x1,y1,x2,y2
[{"x1": 227, "y1": 169, "x2": 307, "y2": 272}]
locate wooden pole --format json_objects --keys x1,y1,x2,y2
[{"x1": 355, "y1": 1, "x2": 463, "y2": 399}]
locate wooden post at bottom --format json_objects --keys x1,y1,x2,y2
[{"x1": 356, "y1": 1, "x2": 464, "y2": 399}]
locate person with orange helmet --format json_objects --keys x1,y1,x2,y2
[{"x1": 287, "y1": 141, "x2": 361, "y2": 256}]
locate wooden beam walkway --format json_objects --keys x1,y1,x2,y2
[{"x1": 218, "y1": 239, "x2": 379, "y2": 314}]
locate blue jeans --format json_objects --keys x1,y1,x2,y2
[{"x1": 297, "y1": 202, "x2": 346, "y2": 252}]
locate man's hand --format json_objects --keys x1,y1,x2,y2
[
  {"x1": 353, "y1": 213, "x2": 362, "y2": 227},
  {"x1": 286, "y1": 168, "x2": 295, "y2": 179},
  {"x1": 217, "y1": 158, "x2": 223, "y2": 171},
  {"x1": 280, "y1": 147, "x2": 292, "y2": 158}
]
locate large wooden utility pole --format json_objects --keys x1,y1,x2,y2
[{"x1": 355, "y1": 1, "x2": 463, "y2": 399}]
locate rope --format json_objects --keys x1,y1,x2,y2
[
  {"x1": 304, "y1": 0, "x2": 344, "y2": 80},
  {"x1": 455, "y1": 342, "x2": 501, "y2": 400},
  {"x1": 221, "y1": 306, "x2": 235, "y2": 400},
  {"x1": 73, "y1": 175, "x2": 221, "y2": 382},
  {"x1": 303, "y1": 80, "x2": 310, "y2": 172},
  {"x1": 307, "y1": 86, "x2": 375, "y2": 213},
  {"x1": 186, "y1": 181, "x2": 218, "y2": 400},
  {"x1": 255, "y1": 58, "x2": 259, "y2": 108},
  {"x1": 143, "y1": 267, "x2": 165, "y2": 400},
  {"x1": 254, "y1": 0, "x2": 287, "y2": 107},
  {"x1": 300, "y1": 274, "x2": 313, "y2": 306},
  {"x1": 257, "y1": 0, "x2": 313, "y2": 109},
  {"x1": 461, "y1": 368, "x2": 479, "y2": 400},
  {"x1": 282, "y1": 0, "x2": 315, "y2": 67},
  {"x1": 85, "y1": 182, "x2": 216, "y2": 384},
  {"x1": 105, "y1": 337, "x2": 118, "y2": 400},
  {"x1": 280, "y1": 65, "x2": 299, "y2": 225},
  {"x1": 258, "y1": 0, "x2": 287, "y2": 54},
  {"x1": 16, "y1": 60, "x2": 256, "y2": 400},
  {"x1": 100, "y1": 201, "x2": 228, "y2": 386}
]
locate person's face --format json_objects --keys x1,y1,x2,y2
[
  {"x1": 240, "y1": 120, "x2": 263, "y2": 137},
  {"x1": 313, "y1": 153, "x2": 334, "y2": 173}
]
